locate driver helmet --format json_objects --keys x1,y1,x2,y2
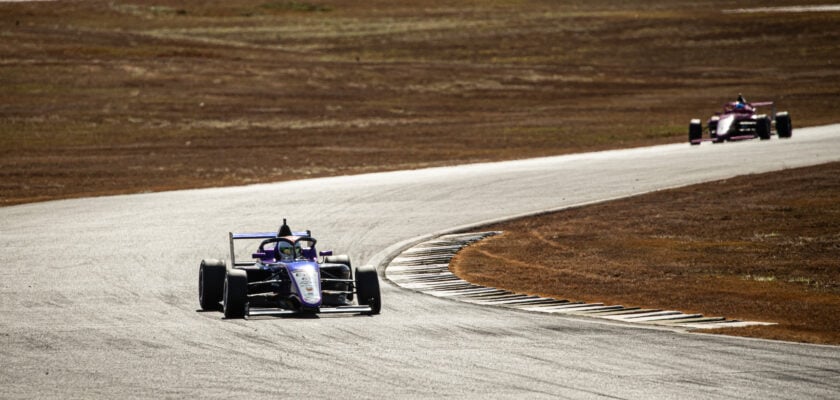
[{"x1": 278, "y1": 243, "x2": 294, "y2": 260}]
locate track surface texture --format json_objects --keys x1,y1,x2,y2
[{"x1": 2, "y1": 126, "x2": 840, "y2": 399}]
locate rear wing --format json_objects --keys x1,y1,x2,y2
[
  {"x1": 752, "y1": 101, "x2": 776, "y2": 119},
  {"x1": 721, "y1": 101, "x2": 777, "y2": 119},
  {"x1": 749, "y1": 101, "x2": 777, "y2": 118},
  {"x1": 229, "y1": 230, "x2": 310, "y2": 267}
]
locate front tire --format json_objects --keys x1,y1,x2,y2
[
  {"x1": 776, "y1": 112, "x2": 793, "y2": 138},
  {"x1": 688, "y1": 119, "x2": 702, "y2": 145},
  {"x1": 355, "y1": 265, "x2": 381, "y2": 315},
  {"x1": 223, "y1": 269, "x2": 248, "y2": 319},
  {"x1": 199, "y1": 259, "x2": 226, "y2": 310}
]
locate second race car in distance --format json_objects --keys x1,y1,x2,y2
[{"x1": 689, "y1": 94, "x2": 792, "y2": 145}]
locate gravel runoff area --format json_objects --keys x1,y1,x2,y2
[{"x1": 451, "y1": 162, "x2": 840, "y2": 345}]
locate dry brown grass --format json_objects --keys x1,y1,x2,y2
[
  {"x1": 2, "y1": 0, "x2": 840, "y2": 205},
  {"x1": 451, "y1": 162, "x2": 840, "y2": 345}
]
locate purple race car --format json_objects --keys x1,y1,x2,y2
[
  {"x1": 198, "y1": 219, "x2": 381, "y2": 319},
  {"x1": 689, "y1": 95, "x2": 792, "y2": 145}
]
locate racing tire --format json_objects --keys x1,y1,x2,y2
[
  {"x1": 757, "y1": 116, "x2": 771, "y2": 140},
  {"x1": 324, "y1": 254, "x2": 353, "y2": 302},
  {"x1": 688, "y1": 119, "x2": 702, "y2": 145},
  {"x1": 776, "y1": 112, "x2": 792, "y2": 138},
  {"x1": 199, "y1": 259, "x2": 226, "y2": 311},
  {"x1": 223, "y1": 269, "x2": 249, "y2": 319},
  {"x1": 324, "y1": 255, "x2": 352, "y2": 268},
  {"x1": 355, "y1": 265, "x2": 381, "y2": 315},
  {"x1": 708, "y1": 119, "x2": 718, "y2": 139}
]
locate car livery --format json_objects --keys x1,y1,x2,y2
[
  {"x1": 689, "y1": 96, "x2": 792, "y2": 145},
  {"x1": 198, "y1": 219, "x2": 381, "y2": 319}
]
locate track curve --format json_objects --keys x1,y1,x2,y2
[{"x1": 2, "y1": 126, "x2": 840, "y2": 399}]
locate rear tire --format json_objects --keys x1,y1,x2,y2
[
  {"x1": 688, "y1": 119, "x2": 702, "y2": 145},
  {"x1": 355, "y1": 265, "x2": 381, "y2": 315},
  {"x1": 323, "y1": 254, "x2": 353, "y2": 304},
  {"x1": 199, "y1": 259, "x2": 226, "y2": 310},
  {"x1": 776, "y1": 112, "x2": 793, "y2": 138},
  {"x1": 324, "y1": 255, "x2": 351, "y2": 268},
  {"x1": 223, "y1": 269, "x2": 248, "y2": 319},
  {"x1": 757, "y1": 116, "x2": 771, "y2": 140}
]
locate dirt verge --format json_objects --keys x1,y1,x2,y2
[{"x1": 451, "y1": 162, "x2": 840, "y2": 345}]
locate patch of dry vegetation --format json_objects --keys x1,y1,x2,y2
[
  {"x1": 1, "y1": 0, "x2": 840, "y2": 205},
  {"x1": 451, "y1": 162, "x2": 840, "y2": 345}
]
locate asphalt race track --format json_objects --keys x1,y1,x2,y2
[{"x1": 2, "y1": 125, "x2": 840, "y2": 399}]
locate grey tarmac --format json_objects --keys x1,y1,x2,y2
[{"x1": 2, "y1": 125, "x2": 840, "y2": 399}]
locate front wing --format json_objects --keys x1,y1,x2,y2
[{"x1": 246, "y1": 304, "x2": 373, "y2": 318}]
